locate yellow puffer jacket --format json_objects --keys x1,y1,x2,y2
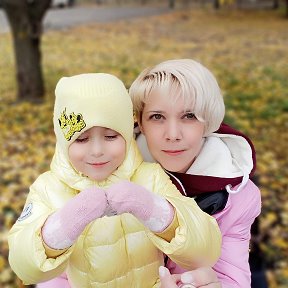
[{"x1": 8, "y1": 140, "x2": 221, "y2": 288}]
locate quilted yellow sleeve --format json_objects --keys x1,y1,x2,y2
[
  {"x1": 133, "y1": 163, "x2": 222, "y2": 270},
  {"x1": 154, "y1": 212, "x2": 179, "y2": 242},
  {"x1": 42, "y1": 239, "x2": 69, "y2": 258},
  {"x1": 8, "y1": 172, "x2": 73, "y2": 284}
]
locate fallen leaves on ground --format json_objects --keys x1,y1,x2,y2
[{"x1": 0, "y1": 7, "x2": 287, "y2": 287}]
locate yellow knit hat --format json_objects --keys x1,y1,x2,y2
[{"x1": 53, "y1": 73, "x2": 133, "y2": 156}]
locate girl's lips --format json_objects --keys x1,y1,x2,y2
[
  {"x1": 88, "y1": 161, "x2": 109, "y2": 167},
  {"x1": 162, "y1": 150, "x2": 185, "y2": 156}
]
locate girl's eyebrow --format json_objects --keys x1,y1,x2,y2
[
  {"x1": 78, "y1": 131, "x2": 88, "y2": 136},
  {"x1": 104, "y1": 128, "x2": 119, "y2": 134}
]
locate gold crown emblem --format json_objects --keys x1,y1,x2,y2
[{"x1": 58, "y1": 108, "x2": 86, "y2": 141}]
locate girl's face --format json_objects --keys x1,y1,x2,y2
[
  {"x1": 139, "y1": 91, "x2": 205, "y2": 173},
  {"x1": 68, "y1": 126, "x2": 126, "y2": 181}
]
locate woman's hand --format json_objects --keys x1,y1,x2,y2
[{"x1": 159, "y1": 266, "x2": 222, "y2": 288}]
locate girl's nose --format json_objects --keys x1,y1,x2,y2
[{"x1": 90, "y1": 139, "x2": 104, "y2": 157}]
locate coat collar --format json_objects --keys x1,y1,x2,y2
[{"x1": 136, "y1": 123, "x2": 256, "y2": 195}]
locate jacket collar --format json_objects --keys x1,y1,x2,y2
[{"x1": 136, "y1": 123, "x2": 256, "y2": 195}]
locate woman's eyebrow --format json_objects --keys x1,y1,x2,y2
[
  {"x1": 146, "y1": 110, "x2": 163, "y2": 113},
  {"x1": 182, "y1": 109, "x2": 193, "y2": 113}
]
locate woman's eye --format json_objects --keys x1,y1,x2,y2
[
  {"x1": 75, "y1": 137, "x2": 88, "y2": 143},
  {"x1": 183, "y1": 113, "x2": 195, "y2": 119},
  {"x1": 149, "y1": 114, "x2": 163, "y2": 120}
]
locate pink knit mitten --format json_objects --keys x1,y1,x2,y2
[
  {"x1": 107, "y1": 181, "x2": 174, "y2": 232},
  {"x1": 42, "y1": 187, "x2": 107, "y2": 249}
]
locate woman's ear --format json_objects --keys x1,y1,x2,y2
[
  {"x1": 136, "y1": 113, "x2": 145, "y2": 135},
  {"x1": 138, "y1": 121, "x2": 145, "y2": 135}
]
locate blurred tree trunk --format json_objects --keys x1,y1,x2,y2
[
  {"x1": 272, "y1": 0, "x2": 279, "y2": 9},
  {"x1": 169, "y1": 0, "x2": 175, "y2": 9},
  {"x1": 214, "y1": 0, "x2": 220, "y2": 9},
  {"x1": 237, "y1": 0, "x2": 242, "y2": 8},
  {"x1": 2, "y1": 0, "x2": 51, "y2": 102},
  {"x1": 182, "y1": 0, "x2": 190, "y2": 8}
]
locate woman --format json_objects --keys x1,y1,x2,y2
[{"x1": 130, "y1": 59, "x2": 261, "y2": 287}]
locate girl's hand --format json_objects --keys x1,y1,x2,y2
[
  {"x1": 42, "y1": 187, "x2": 107, "y2": 249},
  {"x1": 159, "y1": 266, "x2": 222, "y2": 288},
  {"x1": 107, "y1": 180, "x2": 174, "y2": 232}
]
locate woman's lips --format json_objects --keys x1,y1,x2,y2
[{"x1": 162, "y1": 150, "x2": 185, "y2": 156}]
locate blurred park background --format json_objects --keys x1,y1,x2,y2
[{"x1": 0, "y1": 0, "x2": 287, "y2": 287}]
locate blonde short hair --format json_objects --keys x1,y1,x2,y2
[{"x1": 129, "y1": 59, "x2": 225, "y2": 136}]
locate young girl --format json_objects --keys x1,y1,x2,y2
[
  {"x1": 129, "y1": 59, "x2": 262, "y2": 287},
  {"x1": 8, "y1": 73, "x2": 221, "y2": 287}
]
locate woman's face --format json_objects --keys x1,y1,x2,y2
[{"x1": 139, "y1": 91, "x2": 205, "y2": 173}]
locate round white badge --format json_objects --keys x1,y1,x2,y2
[{"x1": 18, "y1": 203, "x2": 33, "y2": 221}]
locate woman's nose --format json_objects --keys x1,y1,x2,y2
[{"x1": 165, "y1": 121, "x2": 181, "y2": 142}]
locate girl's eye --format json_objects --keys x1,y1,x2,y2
[
  {"x1": 149, "y1": 114, "x2": 163, "y2": 120},
  {"x1": 75, "y1": 137, "x2": 88, "y2": 143},
  {"x1": 183, "y1": 113, "x2": 195, "y2": 120},
  {"x1": 105, "y1": 135, "x2": 118, "y2": 140}
]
